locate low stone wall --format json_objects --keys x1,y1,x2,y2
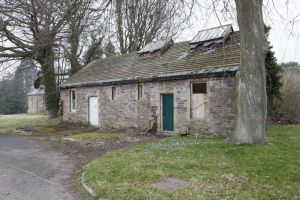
[{"x1": 61, "y1": 76, "x2": 237, "y2": 137}]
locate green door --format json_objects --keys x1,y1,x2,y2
[{"x1": 162, "y1": 94, "x2": 174, "y2": 131}]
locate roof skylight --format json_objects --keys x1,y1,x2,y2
[
  {"x1": 138, "y1": 39, "x2": 173, "y2": 56},
  {"x1": 189, "y1": 24, "x2": 233, "y2": 49}
]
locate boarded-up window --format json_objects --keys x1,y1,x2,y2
[
  {"x1": 70, "y1": 90, "x2": 76, "y2": 112},
  {"x1": 138, "y1": 85, "x2": 143, "y2": 99},
  {"x1": 191, "y1": 82, "x2": 207, "y2": 119},
  {"x1": 192, "y1": 82, "x2": 207, "y2": 94},
  {"x1": 112, "y1": 87, "x2": 116, "y2": 100}
]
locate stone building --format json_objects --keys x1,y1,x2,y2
[
  {"x1": 60, "y1": 25, "x2": 240, "y2": 137},
  {"x1": 27, "y1": 87, "x2": 46, "y2": 114}
]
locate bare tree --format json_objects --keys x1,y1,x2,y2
[
  {"x1": 113, "y1": 0, "x2": 194, "y2": 54},
  {"x1": 275, "y1": 70, "x2": 300, "y2": 121},
  {"x1": 66, "y1": 0, "x2": 90, "y2": 75},
  {"x1": 0, "y1": 0, "x2": 80, "y2": 117},
  {"x1": 63, "y1": 0, "x2": 113, "y2": 73},
  {"x1": 228, "y1": 0, "x2": 269, "y2": 144}
]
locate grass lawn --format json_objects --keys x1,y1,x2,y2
[
  {"x1": 0, "y1": 114, "x2": 58, "y2": 133},
  {"x1": 79, "y1": 125, "x2": 300, "y2": 200}
]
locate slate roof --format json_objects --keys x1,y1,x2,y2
[
  {"x1": 61, "y1": 32, "x2": 240, "y2": 89},
  {"x1": 27, "y1": 87, "x2": 45, "y2": 96}
]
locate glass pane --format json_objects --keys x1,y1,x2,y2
[
  {"x1": 112, "y1": 87, "x2": 116, "y2": 100},
  {"x1": 71, "y1": 91, "x2": 76, "y2": 100},
  {"x1": 72, "y1": 100, "x2": 76, "y2": 110},
  {"x1": 138, "y1": 85, "x2": 142, "y2": 99}
]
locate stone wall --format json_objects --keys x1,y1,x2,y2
[
  {"x1": 207, "y1": 77, "x2": 237, "y2": 137},
  {"x1": 61, "y1": 76, "x2": 237, "y2": 137},
  {"x1": 27, "y1": 95, "x2": 47, "y2": 114}
]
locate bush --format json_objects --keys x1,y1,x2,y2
[{"x1": 273, "y1": 70, "x2": 300, "y2": 123}]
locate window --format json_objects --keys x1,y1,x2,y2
[
  {"x1": 191, "y1": 82, "x2": 207, "y2": 119},
  {"x1": 112, "y1": 87, "x2": 116, "y2": 100},
  {"x1": 192, "y1": 82, "x2": 207, "y2": 94},
  {"x1": 70, "y1": 90, "x2": 76, "y2": 112},
  {"x1": 138, "y1": 85, "x2": 143, "y2": 99}
]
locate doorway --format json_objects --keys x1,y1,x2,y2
[
  {"x1": 89, "y1": 96, "x2": 99, "y2": 126},
  {"x1": 162, "y1": 94, "x2": 174, "y2": 131}
]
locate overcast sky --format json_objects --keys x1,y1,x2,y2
[
  {"x1": 1, "y1": 0, "x2": 300, "y2": 78},
  {"x1": 180, "y1": 0, "x2": 300, "y2": 63}
]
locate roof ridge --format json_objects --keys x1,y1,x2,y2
[
  {"x1": 85, "y1": 42, "x2": 190, "y2": 65},
  {"x1": 195, "y1": 24, "x2": 233, "y2": 34}
]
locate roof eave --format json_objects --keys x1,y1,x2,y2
[{"x1": 60, "y1": 66, "x2": 239, "y2": 90}]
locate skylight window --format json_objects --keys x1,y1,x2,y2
[
  {"x1": 138, "y1": 39, "x2": 173, "y2": 57},
  {"x1": 189, "y1": 24, "x2": 233, "y2": 50}
]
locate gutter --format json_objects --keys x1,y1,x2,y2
[{"x1": 60, "y1": 66, "x2": 239, "y2": 90}]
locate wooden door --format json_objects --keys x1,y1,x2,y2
[
  {"x1": 89, "y1": 97, "x2": 99, "y2": 126},
  {"x1": 162, "y1": 94, "x2": 174, "y2": 131}
]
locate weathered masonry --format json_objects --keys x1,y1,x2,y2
[
  {"x1": 27, "y1": 87, "x2": 46, "y2": 114},
  {"x1": 60, "y1": 25, "x2": 240, "y2": 137}
]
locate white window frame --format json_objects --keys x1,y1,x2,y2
[{"x1": 70, "y1": 90, "x2": 76, "y2": 112}]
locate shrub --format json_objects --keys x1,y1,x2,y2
[{"x1": 273, "y1": 70, "x2": 300, "y2": 123}]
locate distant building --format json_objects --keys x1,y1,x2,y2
[
  {"x1": 60, "y1": 25, "x2": 240, "y2": 137},
  {"x1": 27, "y1": 87, "x2": 46, "y2": 114}
]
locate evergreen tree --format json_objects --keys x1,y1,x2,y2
[
  {"x1": 280, "y1": 61, "x2": 300, "y2": 71},
  {"x1": 105, "y1": 40, "x2": 116, "y2": 57},
  {"x1": 0, "y1": 59, "x2": 38, "y2": 114},
  {"x1": 12, "y1": 67, "x2": 27, "y2": 113},
  {"x1": 0, "y1": 78, "x2": 13, "y2": 114},
  {"x1": 265, "y1": 26, "x2": 282, "y2": 116},
  {"x1": 84, "y1": 36, "x2": 104, "y2": 65},
  {"x1": 20, "y1": 59, "x2": 38, "y2": 93}
]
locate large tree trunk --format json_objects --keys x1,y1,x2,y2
[
  {"x1": 230, "y1": 0, "x2": 268, "y2": 144},
  {"x1": 38, "y1": 49, "x2": 59, "y2": 118},
  {"x1": 115, "y1": 0, "x2": 126, "y2": 54},
  {"x1": 69, "y1": 18, "x2": 82, "y2": 75},
  {"x1": 69, "y1": 40, "x2": 82, "y2": 75}
]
